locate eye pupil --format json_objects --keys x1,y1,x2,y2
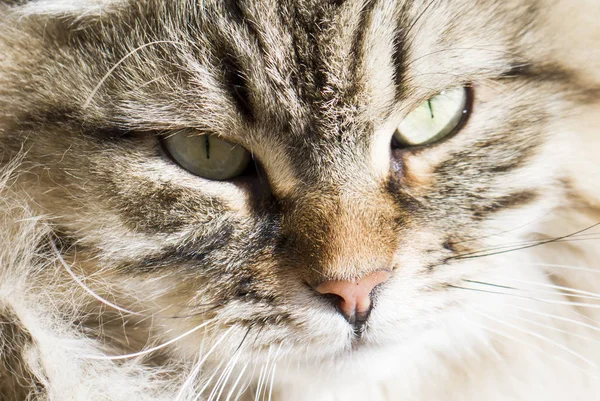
[
  {"x1": 205, "y1": 136, "x2": 211, "y2": 159},
  {"x1": 427, "y1": 99, "x2": 435, "y2": 119}
]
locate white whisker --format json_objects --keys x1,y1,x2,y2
[
  {"x1": 126, "y1": 72, "x2": 180, "y2": 94},
  {"x1": 195, "y1": 359, "x2": 227, "y2": 401},
  {"x1": 267, "y1": 341, "x2": 284, "y2": 401},
  {"x1": 178, "y1": 343, "x2": 207, "y2": 401},
  {"x1": 255, "y1": 345, "x2": 272, "y2": 401},
  {"x1": 469, "y1": 308, "x2": 600, "y2": 370},
  {"x1": 225, "y1": 363, "x2": 248, "y2": 401},
  {"x1": 462, "y1": 316, "x2": 599, "y2": 378},
  {"x1": 509, "y1": 305, "x2": 600, "y2": 333},
  {"x1": 175, "y1": 325, "x2": 235, "y2": 401},
  {"x1": 453, "y1": 283, "x2": 600, "y2": 309},
  {"x1": 532, "y1": 263, "x2": 600, "y2": 274},
  {"x1": 207, "y1": 346, "x2": 243, "y2": 401},
  {"x1": 234, "y1": 376, "x2": 253, "y2": 401},
  {"x1": 85, "y1": 319, "x2": 216, "y2": 361},
  {"x1": 83, "y1": 40, "x2": 186, "y2": 109},
  {"x1": 509, "y1": 313, "x2": 600, "y2": 345},
  {"x1": 495, "y1": 276, "x2": 600, "y2": 300},
  {"x1": 51, "y1": 237, "x2": 145, "y2": 317}
]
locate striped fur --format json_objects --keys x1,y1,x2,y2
[{"x1": 1, "y1": 0, "x2": 600, "y2": 400}]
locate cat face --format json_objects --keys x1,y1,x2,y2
[{"x1": 1, "y1": 0, "x2": 591, "y2": 378}]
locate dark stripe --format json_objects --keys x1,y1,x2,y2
[
  {"x1": 0, "y1": 308, "x2": 46, "y2": 400},
  {"x1": 485, "y1": 150, "x2": 535, "y2": 174},
  {"x1": 330, "y1": 0, "x2": 348, "y2": 6},
  {"x1": 501, "y1": 62, "x2": 573, "y2": 84},
  {"x1": 124, "y1": 223, "x2": 235, "y2": 273},
  {"x1": 13, "y1": 107, "x2": 79, "y2": 129},
  {"x1": 442, "y1": 239, "x2": 456, "y2": 252},
  {"x1": 107, "y1": 177, "x2": 231, "y2": 234},
  {"x1": 385, "y1": 172, "x2": 422, "y2": 215},
  {"x1": 499, "y1": 62, "x2": 533, "y2": 79},
  {"x1": 2, "y1": 0, "x2": 30, "y2": 6},
  {"x1": 433, "y1": 132, "x2": 540, "y2": 177},
  {"x1": 220, "y1": 53, "x2": 256, "y2": 123},
  {"x1": 391, "y1": 12, "x2": 409, "y2": 101},
  {"x1": 349, "y1": 0, "x2": 378, "y2": 87},
  {"x1": 207, "y1": 2, "x2": 259, "y2": 123},
  {"x1": 224, "y1": 0, "x2": 267, "y2": 57},
  {"x1": 478, "y1": 141, "x2": 537, "y2": 175},
  {"x1": 473, "y1": 190, "x2": 538, "y2": 219},
  {"x1": 223, "y1": 0, "x2": 246, "y2": 24},
  {"x1": 499, "y1": 61, "x2": 600, "y2": 103},
  {"x1": 280, "y1": 1, "x2": 329, "y2": 104},
  {"x1": 393, "y1": 0, "x2": 440, "y2": 101}
]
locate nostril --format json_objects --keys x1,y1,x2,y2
[
  {"x1": 318, "y1": 292, "x2": 352, "y2": 321},
  {"x1": 319, "y1": 292, "x2": 345, "y2": 306},
  {"x1": 316, "y1": 290, "x2": 364, "y2": 325},
  {"x1": 313, "y1": 270, "x2": 391, "y2": 324}
]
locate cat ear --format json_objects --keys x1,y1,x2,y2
[{"x1": 6, "y1": 0, "x2": 124, "y2": 16}]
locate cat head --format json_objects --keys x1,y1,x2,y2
[{"x1": 1, "y1": 0, "x2": 598, "y2": 381}]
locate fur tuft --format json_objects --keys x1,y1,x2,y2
[{"x1": 0, "y1": 159, "x2": 192, "y2": 401}]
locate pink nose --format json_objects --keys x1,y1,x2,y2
[{"x1": 315, "y1": 270, "x2": 391, "y2": 323}]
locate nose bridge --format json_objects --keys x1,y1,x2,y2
[{"x1": 284, "y1": 183, "x2": 398, "y2": 282}]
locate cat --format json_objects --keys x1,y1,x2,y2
[{"x1": 1, "y1": 0, "x2": 600, "y2": 400}]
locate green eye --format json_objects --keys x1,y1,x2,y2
[
  {"x1": 162, "y1": 132, "x2": 251, "y2": 180},
  {"x1": 393, "y1": 87, "x2": 469, "y2": 147}
]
